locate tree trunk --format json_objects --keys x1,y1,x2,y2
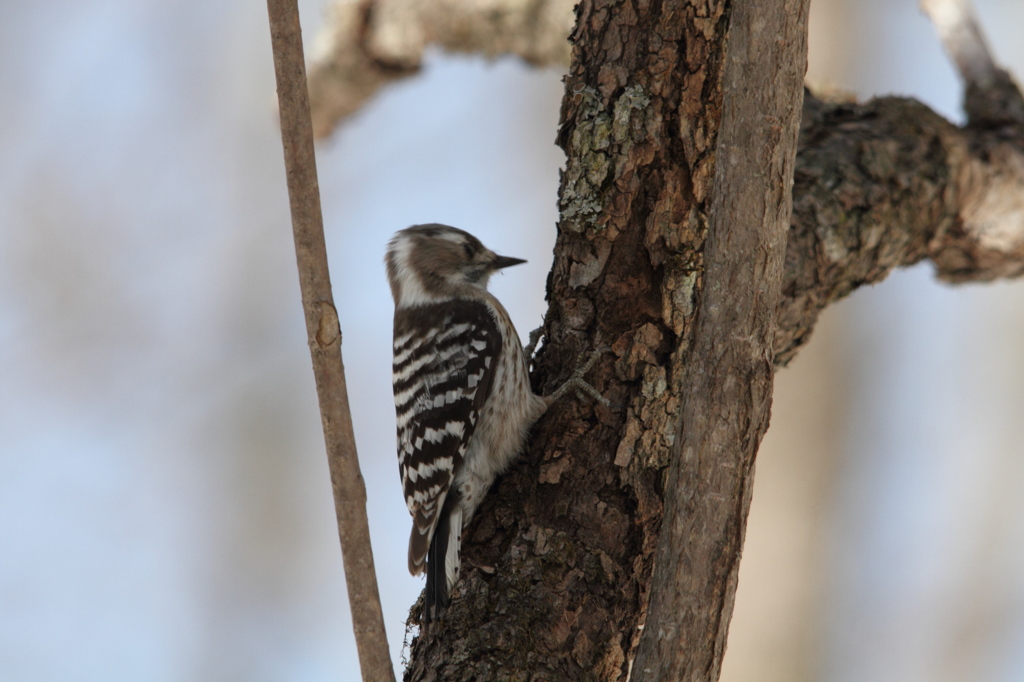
[{"x1": 407, "y1": 0, "x2": 797, "y2": 678}]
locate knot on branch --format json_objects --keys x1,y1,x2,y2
[{"x1": 315, "y1": 300, "x2": 342, "y2": 348}]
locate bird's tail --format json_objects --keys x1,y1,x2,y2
[
  {"x1": 408, "y1": 489, "x2": 448, "y2": 576},
  {"x1": 424, "y1": 491, "x2": 463, "y2": 622}
]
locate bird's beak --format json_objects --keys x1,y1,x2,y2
[{"x1": 492, "y1": 254, "x2": 527, "y2": 270}]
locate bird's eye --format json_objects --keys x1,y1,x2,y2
[{"x1": 463, "y1": 243, "x2": 475, "y2": 258}]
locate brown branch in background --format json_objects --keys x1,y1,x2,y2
[
  {"x1": 920, "y1": 0, "x2": 1024, "y2": 125},
  {"x1": 630, "y1": 0, "x2": 811, "y2": 677},
  {"x1": 266, "y1": 1, "x2": 395, "y2": 680},
  {"x1": 921, "y1": 0, "x2": 998, "y2": 86},
  {"x1": 306, "y1": 0, "x2": 574, "y2": 138}
]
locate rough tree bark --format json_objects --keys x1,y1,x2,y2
[
  {"x1": 630, "y1": 0, "x2": 810, "y2": 677},
  {"x1": 302, "y1": 0, "x2": 1024, "y2": 679}
]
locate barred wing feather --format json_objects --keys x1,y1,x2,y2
[{"x1": 392, "y1": 301, "x2": 500, "y2": 576}]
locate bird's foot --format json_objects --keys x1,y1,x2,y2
[{"x1": 545, "y1": 348, "x2": 611, "y2": 408}]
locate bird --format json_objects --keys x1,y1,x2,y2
[{"x1": 385, "y1": 223, "x2": 604, "y2": 621}]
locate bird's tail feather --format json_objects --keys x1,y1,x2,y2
[
  {"x1": 424, "y1": 491, "x2": 462, "y2": 621},
  {"x1": 408, "y1": 489, "x2": 449, "y2": 576}
]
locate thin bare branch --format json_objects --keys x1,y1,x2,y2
[
  {"x1": 921, "y1": 0, "x2": 1024, "y2": 124},
  {"x1": 307, "y1": 0, "x2": 574, "y2": 138},
  {"x1": 266, "y1": 1, "x2": 395, "y2": 679},
  {"x1": 921, "y1": 0, "x2": 998, "y2": 86}
]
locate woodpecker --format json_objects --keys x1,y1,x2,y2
[{"x1": 386, "y1": 223, "x2": 603, "y2": 621}]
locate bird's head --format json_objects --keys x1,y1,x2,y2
[{"x1": 385, "y1": 224, "x2": 525, "y2": 307}]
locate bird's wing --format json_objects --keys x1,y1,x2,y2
[{"x1": 392, "y1": 301, "x2": 500, "y2": 575}]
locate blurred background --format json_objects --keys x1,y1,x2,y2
[{"x1": 0, "y1": 0, "x2": 1021, "y2": 680}]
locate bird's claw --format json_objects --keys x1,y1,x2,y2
[{"x1": 546, "y1": 347, "x2": 612, "y2": 408}]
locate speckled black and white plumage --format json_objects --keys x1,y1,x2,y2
[{"x1": 386, "y1": 224, "x2": 547, "y2": 620}]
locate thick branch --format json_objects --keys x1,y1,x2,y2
[
  {"x1": 266, "y1": 2, "x2": 395, "y2": 679},
  {"x1": 630, "y1": 0, "x2": 810, "y2": 677},
  {"x1": 307, "y1": 0, "x2": 574, "y2": 137},
  {"x1": 776, "y1": 90, "x2": 1024, "y2": 364}
]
